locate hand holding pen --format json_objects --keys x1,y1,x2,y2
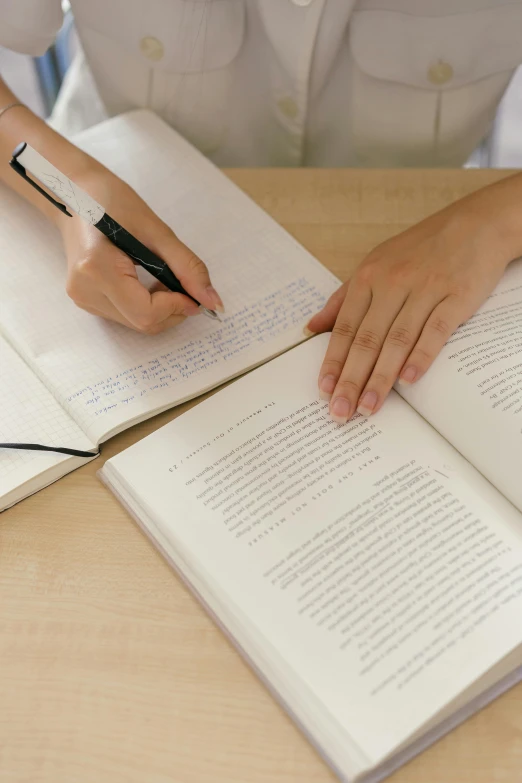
[{"x1": 10, "y1": 143, "x2": 224, "y2": 333}]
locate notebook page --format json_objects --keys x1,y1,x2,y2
[
  {"x1": 0, "y1": 337, "x2": 96, "y2": 509},
  {"x1": 0, "y1": 111, "x2": 338, "y2": 444},
  {"x1": 101, "y1": 335, "x2": 522, "y2": 765}
]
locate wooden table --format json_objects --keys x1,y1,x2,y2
[{"x1": 1, "y1": 169, "x2": 521, "y2": 783}]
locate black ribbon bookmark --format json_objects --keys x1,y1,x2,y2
[{"x1": 0, "y1": 443, "x2": 100, "y2": 458}]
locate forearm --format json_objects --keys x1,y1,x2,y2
[
  {"x1": 444, "y1": 171, "x2": 522, "y2": 267},
  {"x1": 0, "y1": 78, "x2": 104, "y2": 227}
]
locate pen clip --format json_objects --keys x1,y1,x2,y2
[{"x1": 9, "y1": 156, "x2": 72, "y2": 217}]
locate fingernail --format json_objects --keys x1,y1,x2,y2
[
  {"x1": 303, "y1": 326, "x2": 315, "y2": 338},
  {"x1": 330, "y1": 397, "x2": 351, "y2": 424},
  {"x1": 357, "y1": 390, "x2": 378, "y2": 417},
  {"x1": 205, "y1": 285, "x2": 225, "y2": 314},
  {"x1": 184, "y1": 303, "x2": 201, "y2": 316},
  {"x1": 319, "y1": 374, "x2": 337, "y2": 401},
  {"x1": 399, "y1": 366, "x2": 417, "y2": 386}
]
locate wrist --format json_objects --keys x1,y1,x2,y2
[{"x1": 465, "y1": 174, "x2": 522, "y2": 268}]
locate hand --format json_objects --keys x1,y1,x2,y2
[
  {"x1": 306, "y1": 199, "x2": 514, "y2": 423},
  {"x1": 58, "y1": 167, "x2": 223, "y2": 333}
]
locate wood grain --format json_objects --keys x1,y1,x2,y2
[{"x1": 1, "y1": 169, "x2": 521, "y2": 783}]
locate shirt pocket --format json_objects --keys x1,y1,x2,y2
[
  {"x1": 347, "y1": 3, "x2": 522, "y2": 166},
  {"x1": 72, "y1": 0, "x2": 245, "y2": 154}
]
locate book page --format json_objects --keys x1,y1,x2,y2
[
  {"x1": 102, "y1": 335, "x2": 522, "y2": 765},
  {"x1": 0, "y1": 337, "x2": 96, "y2": 510},
  {"x1": 398, "y1": 259, "x2": 522, "y2": 511},
  {"x1": 0, "y1": 111, "x2": 338, "y2": 444}
]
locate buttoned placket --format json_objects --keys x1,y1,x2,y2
[
  {"x1": 428, "y1": 58, "x2": 454, "y2": 162},
  {"x1": 280, "y1": 0, "x2": 326, "y2": 165}
]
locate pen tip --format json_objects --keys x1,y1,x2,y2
[{"x1": 200, "y1": 306, "x2": 222, "y2": 322}]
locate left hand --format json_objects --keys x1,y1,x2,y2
[{"x1": 306, "y1": 198, "x2": 514, "y2": 424}]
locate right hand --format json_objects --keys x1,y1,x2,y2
[{"x1": 58, "y1": 166, "x2": 224, "y2": 334}]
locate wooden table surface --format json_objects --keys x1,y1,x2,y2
[{"x1": 1, "y1": 169, "x2": 521, "y2": 783}]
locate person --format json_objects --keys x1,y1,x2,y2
[{"x1": 1, "y1": 0, "x2": 522, "y2": 424}]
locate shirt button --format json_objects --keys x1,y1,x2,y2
[
  {"x1": 427, "y1": 60, "x2": 454, "y2": 85},
  {"x1": 140, "y1": 36, "x2": 164, "y2": 62},
  {"x1": 278, "y1": 96, "x2": 299, "y2": 119}
]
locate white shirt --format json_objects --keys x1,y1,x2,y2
[{"x1": 2, "y1": 0, "x2": 522, "y2": 167}]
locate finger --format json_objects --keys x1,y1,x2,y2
[
  {"x1": 151, "y1": 231, "x2": 224, "y2": 314},
  {"x1": 134, "y1": 312, "x2": 186, "y2": 334},
  {"x1": 305, "y1": 281, "x2": 349, "y2": 334},
  {"x1": 149, "y1": 280, "x2": 169, "y2": 294},
  {"x1": 80, "y1": 297, "x2": 186, "y2": 334},
  {"x1": 398, "y1": 295, "x2": 466, "y2": 387},
  {"x1": 104, "y1": 272, "x2": 200, "y2": 332},
  {"x1": 356, "y1": 289, "x2": 445, "y2": 416},
  {"x1": 329, "y1": 290, "x2": 407, "y2": 424},
  {"x1": 317, "y1": 280, "x2": 372, "y2": 401}
]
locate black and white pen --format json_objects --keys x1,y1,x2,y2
[{"x1": 9, "y1": 142, "x2": 221, "y2": 321}]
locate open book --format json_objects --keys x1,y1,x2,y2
[
  {"x1": 100, "y1": 263, "x2": 522, "y2": 782},
  {"x1": 0, "y1": 110, "x2": 338, "y2": 510}
]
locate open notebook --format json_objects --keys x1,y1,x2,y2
[
  {"x1": 100, "y1": 263, "x2": 522, "y2": 782},
  {"x1": 0, "y1": 110, "x2": 338, "y2": 510}
]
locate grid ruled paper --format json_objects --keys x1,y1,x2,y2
[
  {"x1": 0, "y1": 337, "x2": 96, "y2": 501},
  {"x1": 0, "y1": 111, "x2": 339, "y2": 444}
]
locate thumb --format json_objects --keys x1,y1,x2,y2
[
  {"x1": 305, "y1": 281, "x2": 349, "y2": 334},
  {"x1": 155, "y1": 232, "x2": 224, "y2": 313}
]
